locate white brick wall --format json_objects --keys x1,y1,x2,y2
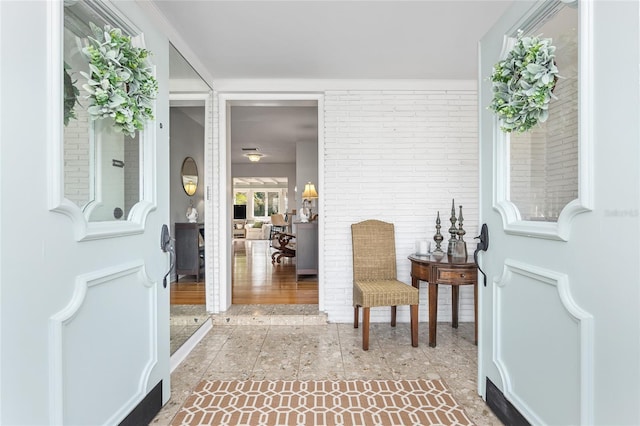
[
  {"x1": 210, "y1": 87, "x2": 480, "y2": 323},
  {"x1": 322, "y1": 89, "x2": 479, "y2": 323},
  {"x1": 63, "y1": 84, "x2": 91, "y2": 208}
]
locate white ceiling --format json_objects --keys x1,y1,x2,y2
[
  {"x1": 230, "y1": 102, "x2": 318, "y2": 164},
  {"x1": 156, "y1": 1, "x2": 512, "y2": 80},
  {"x1": 162, "y1": 1, "x2": 513, "y2": 164}
]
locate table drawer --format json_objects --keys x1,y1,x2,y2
[
  {"x1": 436, "y1": 268, "x2": 477, "y2": 284},
  {"x1": 411, "y1": 263, "x2": 431, "y2": 280}
]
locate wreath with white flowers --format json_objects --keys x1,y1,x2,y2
[
  {"x1": 489, "y1": 31, "x2": 559, "y2": 133},
  {"x1": 80, "y1": 23, "x2": 158, "y2": 137}
]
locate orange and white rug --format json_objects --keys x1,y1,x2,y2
[{"x1": 171, "y1": 379, "x2": 474, "y2": 425}]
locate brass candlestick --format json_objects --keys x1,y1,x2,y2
[{"x1": 433, "y1": 211, "x2": 444, "y2": 254}]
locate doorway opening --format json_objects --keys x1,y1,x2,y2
[{"x1": 214, "y1": 94, "x2": 324, "y2": 312}]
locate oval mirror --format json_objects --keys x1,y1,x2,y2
[{"x1": 181, "y1": 157, "x2": 198, "y2": 196}]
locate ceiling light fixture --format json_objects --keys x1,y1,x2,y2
[
  {"x1": 241, "y1": 147, "x2": 264, "y2": 162},
  {"x1": 244, "y1": 152, "x2": 264, "y2": 162}
]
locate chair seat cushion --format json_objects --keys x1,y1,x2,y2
[{"x1": 354, "y1": 279, "x2": 419, "y2": 308}]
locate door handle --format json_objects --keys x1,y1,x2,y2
[
  {"x1": 160, "y1": 224, "x2": 175, "y2": 288},
  {"x1": 473, "y1": 223, "x2": 489, "y2": 286}
]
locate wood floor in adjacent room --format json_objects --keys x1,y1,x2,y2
[
  {"x1": 170, "y1": 239, "x2": 318, "y2": 305},
  {"x1": 232, "y1": 239, "x2": 318, "y2": 304}
]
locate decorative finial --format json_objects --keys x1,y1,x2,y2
[
  {"x1": 447, "y1": 199, "x2": 458, "y2": 256},
  {"x1": 433, "y1": 211, "x2": 444, "y2": 254},
  {"x1": 453, "y1": 205, "x2": 467, "y2": 259},
  {"x1": 457, "y1": 205, "x2": 465, "y2": 241}
]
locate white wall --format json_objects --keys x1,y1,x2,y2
[
  {"x1": 211, "y1": 83, "x2": 479, "y2": 323},
  {"x1": 322, "y1": 88, "x2": 479, "y2": 323},
  {"x1": 170, "y1": 107, "x2": 205, "y2": 226}
]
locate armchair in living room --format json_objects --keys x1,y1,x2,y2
[{"x1": 245, "y1": 221, "x2": 272, "y2": 240}]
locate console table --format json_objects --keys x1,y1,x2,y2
[
  {"x1": 175, "y1": 222, "x2": 204, "y2": 282},
  {"x1": 294, "y1": 221, "x2": 318, "y2": 277},
  {"x1": 408, "y1": 254, "x2": 477, "y2": 347}
]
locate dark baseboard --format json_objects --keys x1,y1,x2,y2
[
  {"x1": 486, "y1": 378, "x2": 530, "y2": 426},
  {"x1": 119, "y1": 381, "x2": 163, "y2": 426}
]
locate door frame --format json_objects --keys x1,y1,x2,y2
[{"x1": 213, "y1": 92, "x2": 325, "y2": 313}]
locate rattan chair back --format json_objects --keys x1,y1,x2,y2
[{"x1": 351, "y1": 220, "x2": 397, "y2": 282}]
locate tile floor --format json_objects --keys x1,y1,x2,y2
[
  {"x1": 153, "y1": 305, "x2": 503, "y2": 425},
  {"x1": 170, "y1": 305, "x2": 209, "y2": 354}
]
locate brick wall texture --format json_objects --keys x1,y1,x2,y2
[{"x1": 212, "y1": 88, "x2": 480, "y2": 323}]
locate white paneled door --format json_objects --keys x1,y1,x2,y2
[
  {"x1": 478, "y1": 1, "x2": 639, "y2": 425},
  {"x1": 0, "y1": 1, "x2": 170, "y2": 424}
]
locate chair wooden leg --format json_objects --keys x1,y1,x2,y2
[
  {"x1": 391, "y1": 306, "x2": 397, "y2": 327},
  {"x1": 410, "y1": 304, "x2": 418, "y2": 347},
  {"x1": 354, "y1": 306, "x2": 359, "y2": 329},
  {"x1": 362, "y1": 307, "x2": 370, "y2": 350}
]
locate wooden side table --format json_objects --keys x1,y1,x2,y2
[{"x1": 408, "y1": 254, "x2": 478, "y2": 347}]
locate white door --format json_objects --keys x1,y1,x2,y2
[
  {"x1": 478, "y1": 1, "x2": 640, "y2": 425},
  {"x1": 1, "y1": 1, "x2": 170, "y2": 424}
]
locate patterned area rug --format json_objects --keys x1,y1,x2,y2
[{"x1": 171, "y1": 379, "x2": 474, "y2": 426}]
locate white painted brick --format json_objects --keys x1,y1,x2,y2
[
  {"x1": 210, "y1": 88, "x2": 479, "y2": 323},
  {"x1": 323, "y1": 89, "x2": 479, "y2": 324}
]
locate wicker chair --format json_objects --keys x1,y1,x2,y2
[{"x1": 351, "y1": 220, "x2": 419, "y2": 351}]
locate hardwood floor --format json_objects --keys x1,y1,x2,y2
[
  {"x1": 232, "y1": 239, "x2": 318, "y2": 304},
  {"x1": 170, "y1": 239, "x2": 318, "y2": 305},
  {"x1": 170, "y1": 280, "x2": 205, "y2": 304}
]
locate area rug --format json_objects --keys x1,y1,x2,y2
[{"x1": 170, "y1": 379, "x2": 474, "y2": 426}]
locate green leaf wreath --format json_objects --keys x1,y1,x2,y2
[
  {"x1": 80, "y1": 23, "x2": 158, "y2": 137},
  {"x1": 63, "y1": 62, "x2": 80, "y2": 126},
  {"x1": 489, "y1": 31, "x2": 559, "y2": 133}
]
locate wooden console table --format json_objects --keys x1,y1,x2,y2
[{"x1": 408, "y1": 254, "x2": 477, "y2": 347}]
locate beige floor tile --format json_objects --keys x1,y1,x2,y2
[{"x1": 155, "y1": 306, "x2": 503, "y2": 426}]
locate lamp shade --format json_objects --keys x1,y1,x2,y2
[{"x1": 302, "y1": 182, "x2": 318, "y2": 199}]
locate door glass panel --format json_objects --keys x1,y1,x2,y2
[
  {"x1": 63, "y1": 1, "x2": 142, "y2": 221},
  {"x1": 509, "y1": 4, "x2": 578, "y2": 222}
]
